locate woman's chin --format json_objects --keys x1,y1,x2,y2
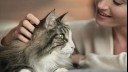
[{"x1": 96, "y1": 19, "x2": 112, "y2": 27}]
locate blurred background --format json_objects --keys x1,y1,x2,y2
[{"x1": 0, "y1": 0, "x2": 94, "y2": 22}]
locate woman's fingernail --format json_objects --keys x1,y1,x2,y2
[{"x1": 36, "y1": 20, "x2": 40, "y2": 25}]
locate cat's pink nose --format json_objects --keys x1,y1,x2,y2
[{"x1": 71, "y1": 46, "x2": 75, "y2": 49}]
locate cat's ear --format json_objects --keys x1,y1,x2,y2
[
  {"x1": 56, "y1": 12, "x2": 68, "y2": 22},
  {"x1": 38, "y1": 9, "x2": 56, "y2": 29},
  {"x1": 45, "y1": 9, "x2": 56, "y2": 29}
]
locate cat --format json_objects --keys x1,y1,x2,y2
[{"x1": 0, "y1": 9, "x2": 75, "y2": 72}]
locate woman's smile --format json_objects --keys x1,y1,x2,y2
[{"x1": 96, "y1": 9, "x2": 112, "y2": 20}]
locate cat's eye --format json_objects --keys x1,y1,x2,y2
[
  {"x1": 56, "y1": 34, "x2": 68, "y2": 42},
  {"x1": 58, "y1": 35, "x2": 64, "y2": 39}
]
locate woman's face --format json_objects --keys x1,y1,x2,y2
[{"x1": 95, "y1": 0, "x2": 127, "y2": 27}]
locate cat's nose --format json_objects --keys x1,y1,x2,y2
[{"x1": 71, "y1": 46, "x2": 75, "y2": 49}]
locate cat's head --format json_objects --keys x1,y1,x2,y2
[{"x1": 30, "y1": 9, "x2": 75, "y2": 57}]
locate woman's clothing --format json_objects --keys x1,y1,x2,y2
[{"x1": 67, "y1": 19, "x2": 127, "y2": 70}]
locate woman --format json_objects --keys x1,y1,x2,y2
[{"x1": 0, "y1": 0, "x2": 127, "y2": 70}]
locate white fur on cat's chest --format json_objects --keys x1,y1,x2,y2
[{"x1": 31, "y1": 51, "x2": 71, "y2": 72}]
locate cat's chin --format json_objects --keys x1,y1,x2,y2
[
  {"x1": 60, "y1": 52, "x2": 73, "y2": 58},
  {"x1": 51, "y1": 50, "x2": 72, "y2": 57},
  {"x1": 66, "y1": 54, "x2": 72, "y2": 58}
]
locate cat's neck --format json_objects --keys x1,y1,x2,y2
[{"x1": 31, "y1": 51, "x2": 72, "y2": 72}]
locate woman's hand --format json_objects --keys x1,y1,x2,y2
[{"x1": 1, "y1": 13, "x2": 40, "y2": 46}]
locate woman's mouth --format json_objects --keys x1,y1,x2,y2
[{"x1": 96, "y1": 10, "x2": 112, "y2": 19}]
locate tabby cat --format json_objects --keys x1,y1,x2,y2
[{"x1": 0, "y1": 9, "x2": 75, "y2": 72}]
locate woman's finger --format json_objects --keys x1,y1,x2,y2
[
  {"x1": 17, "y1": 34, "x2": 29, "y2": 43},
  {"x1": 19, "y1": 27, "x2": 32, "y2": 39},
  {"x1": 26, "y1": 13, "x2": 40, "y2": 25},
  {"x1": 22, "y1": 20, "x2": 35, "y2": 32}
]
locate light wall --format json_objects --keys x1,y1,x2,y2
[{"x1": 0, "y1": 0, "x2": 94, "y2": 22}]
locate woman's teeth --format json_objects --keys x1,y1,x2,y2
[{"x1": 99, "y1": 11, "x2": 111, "y2": 17}]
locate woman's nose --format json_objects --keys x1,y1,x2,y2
[{"x1": 97, "y1": 0, "x2": 109, "y2": 10}]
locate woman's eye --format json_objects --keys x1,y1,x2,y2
[{"x1": 113, "y1": 0, "x2": 124, "y2": 5}]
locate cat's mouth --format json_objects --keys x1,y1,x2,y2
[
  {"x1": 60, "y1": 49, "x2": 74, "y2": 57},
  {"x1": 60, "y1": 52, "x2": 72, "y2": 57}
]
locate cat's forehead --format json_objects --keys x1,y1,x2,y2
[{"x1": 55, "y1": 22, "x2": 70, "y2": 33}]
